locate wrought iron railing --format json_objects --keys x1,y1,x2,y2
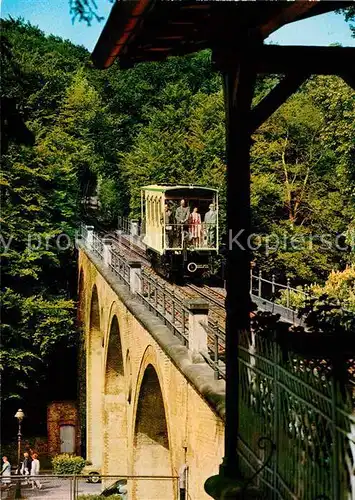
[
  {"x1": 92, "y1": 232, "x2": 104, "y2": 259},
  {"x1": 118, "y1": 216, "x2": 143, "y2": 237},
  {"x1": 251, "y1": 271, "x2": 309, "y2": 307},
  {"x1": 110, "y1": 247, "x2": 130, "y2": 285},
  {"x1": 237, "y1": 331, "x2": 355, "y2": 500},
  {"x1": 78, "y1": 223, "x2": 88, "y2": 241},
  {"x1": 200, "y1": 319, "x2": 226, "y2": 380},
  {"x1": 118, "y1": 215, "x2": 131, "y2": 234},
  {"x1": 137, "y1": 270, "x2": 189, "y2": 345}
]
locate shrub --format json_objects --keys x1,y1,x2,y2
[
  {"x1": 52, "y1": 454, "x2": 86, "y2": 475},
  {"x1": 310, "y1": 266, "x2": 355, "y2": 312},
  {"x1": 276, "y1": 286, "x2": 307, "y2": 310}
]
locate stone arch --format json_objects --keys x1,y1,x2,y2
[
  {"x1": 87, "y1": 284, "x2": 103, "y2": 466},
  {"x1": 132, "y1": 357, "x2": 174, "y2": 499},
  {"x1": 102, "y1": 314, "x2": 127, "y2": 475}
]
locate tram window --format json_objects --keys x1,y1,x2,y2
[
  {"x1": 147, "y1": 196, "x2": 151, "y2": 222},
  {"x1": 154, "y1": 199, "x2": 158, "y2": 226}
]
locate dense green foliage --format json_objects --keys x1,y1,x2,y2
[
  {"x1": 52, "y1": 454, "x2": 87, "y2": 474},
  {"x1": 0, "y1": 16, "x2": 354, "y2": 428},
  {"x1": 1, "y1": 19, "x2": 89, "y2": 406}
]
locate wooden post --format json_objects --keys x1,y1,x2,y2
[{"x1": 213, "y1": 46, "x2": 256, "y2": 479}]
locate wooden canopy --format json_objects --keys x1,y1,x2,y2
[{"x1": 91, "y1": 0, "x2": 352, "y2": 69}]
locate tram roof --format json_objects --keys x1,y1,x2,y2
[
  {"x1": 141, "y1": 184, "x2": 218, "y2": 193},
  {"x1": 91, "y1": 1, "x2": 350, "y2": 70}
]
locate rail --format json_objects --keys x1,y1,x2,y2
[
  {"x1": 1, "y1": 474, "x2": 179, "y2": 499},
  {"x1": 251, "y1": 270, "x2": 309, "y2": 309},
  {"x1": 118, "y1": 215, "x2": 143, "y2": 237},
  {"x1": 92, "y1": 231, "x2": 104, "y2": 259},
  {"x1": 200, "y1": 319, "x2": 226, "y2": 379},
  {"x1": 137, "y1": 270, "x2": 189, "y2": 345},
  {"x1": 110, "y1": 246, "x2": 130, "y2": 285}
]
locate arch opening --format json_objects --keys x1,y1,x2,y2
[
  {"x1": 105, "y1": 316, "x2": 124, "y2": 394},
  {"x1": 133, "y1": 364, "x2": 173, "y2": 499},
  {"x1": 103, "y1": 314, "x2": 127, "y2": 476}
]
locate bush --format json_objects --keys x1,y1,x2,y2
[
  {"x1": 276, "y1": 286, "x2": 307, "y2": 310},
  {"x1": 310, "y1": 266, "x2": 355, "y2": 312},
  {"x1": 52, "y1": 454, "x2": 86, "y2": 475}
]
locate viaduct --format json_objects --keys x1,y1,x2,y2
[{"x1": 77, "y1": 233, "x2": 226, "y2": 499}]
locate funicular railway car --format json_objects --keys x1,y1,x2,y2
[{"x1": 141, "y1": 185, "x2": 219, "y2": 280}]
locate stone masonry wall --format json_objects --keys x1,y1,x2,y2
[
  {"x1": 47, "y1": 401, "x2": 80, "y2": 457},
  {"x1": 79, "y1": 244, "x2": 225, "y2": 499}
]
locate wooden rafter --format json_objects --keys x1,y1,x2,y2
[{"x1": 250, "y1": 73, "x2": 310, "y2": 132}]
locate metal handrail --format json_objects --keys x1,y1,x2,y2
[
  {"x1": 137, "y1": 270, "x2": 189, "y2": 345},
  {"x1": 110, "y1": 247, "x2": 130, "y2": 285},
  {"x1": 92, "y1": 232, "x2": 104, "y2": 259},
  {"x1": 78, "y1": 223, "x2": 88, "y2": 241}
]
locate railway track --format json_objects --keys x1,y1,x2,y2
[
  {"x1": 186, "y1": 283, "x2": 225, "y2": 308},
  {"x1": 106, "y1": 229, "x2": 227, "y2": 328},
  {"x1": 108, "y1": 231, "x2": 151, "y2": 266}
]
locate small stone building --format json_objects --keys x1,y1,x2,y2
[{"x1": 47, "y1": 401, "x2": 81, "y2": 456}]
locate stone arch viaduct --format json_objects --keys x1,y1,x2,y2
[{"x1": 77, "y1": 241, "x2": 226, "y2": 499}]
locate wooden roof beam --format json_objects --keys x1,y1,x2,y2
[
  {"x1": 250, "y1": 73, "x2": 310, "y2": 133},
  {"x1": 256, "y1": 45, "x2": 355, "y2": 75}
]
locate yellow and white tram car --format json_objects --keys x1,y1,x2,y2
[{"x1": 141, "y1": 185, "x2": 218, "y2": 278}]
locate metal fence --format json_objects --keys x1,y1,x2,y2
[
  {"x1": 118, "y1": 216, "x2": 143, "y2": 237},
  {"x1": 1, "y1": 474, "x2": 179, "y2": 499},
  {"x1": 200, "y1": 319, "x2": 226, "y2": 380},
  {"x1": 237, "y1": 331, "x2": 355, "y2": 499},
  {"x1": 111, "y1": 246, "x2": 131, "y2": 285},
  {"x1": 251, "y1": 271, "x2": 309, "y2": 307},
  {"x1": 78, "y1": 223, "x2": 88, "y2": 242},
  {"x1": 137, "y1": 270, "x2": 189, "y2": 345},
  {"x1": 92, "y1": 232, "x2": 104, "y2": 259},
  {"x1": 78, "y1": 226, "x2": 190, "y2": 346}
]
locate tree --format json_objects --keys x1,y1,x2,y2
[{"x1": 0, "y1": 19, "x2": 91, "y2": 408}]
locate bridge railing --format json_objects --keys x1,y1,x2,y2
[
  {"x1": 110, "y1": 246, "x2": 131, "y2": 286},
  {"x1": 78, "y1": 223, "x2": 88, "y2": 241},
  {"x1": 118, "y1": 215, "x2": 130, "y2": 234},
  {"x1": 118, "y1": 215, "x2": 143, "y2": 237},
  {"x1": 199, "y1": 319, "x2": 226, "y2": 380},
  {"x1": 92, "y1": 231, "x2": 104, "y2": 259},
  {"x1": 137, "y1": 270, "x2": 189, "y2": 346}
]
